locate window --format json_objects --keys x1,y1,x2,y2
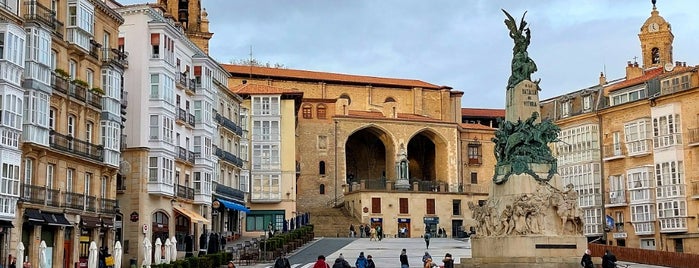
[
  {"x1": 86, "y1": 69, "x2": 94, "y2": 88},
  {"x1": 85, "y1": 122, "x2": 93, "y2": 143},
  {"x1": 615, "y1": 211, "x2": 624, "y2": 232},
  {"x1": 319, "y1": 184, "x2": 325, "y2": 195},
  {"x1": 583, "y1": 95, "x2": 592, "y2": 111},
  {"x1": 611, "y1": 131, "x2": 622, "y2": 156},
  {"x1": 194, "y1": 172, "x2": 201, "y2": 193},
  {"x1": 163, "y1": 116, "x2": 173, "y2": 143},
  {"x1": 151, "y1": 33, "x2": 160, "y2": 58},
  {"x1": 319, "y1": 161, "x2": 326, "y2": 175},
  {"x1": 317, "y1": 104, "x2": 327, "y2": 119},
  {"x1": 652, "y1": 114, "x2": 681, "y2": 148},
  {"x1": 69, "y1": 60, "x2": 77, "y2": 79},
  {"x1": 651, "y1": 47, "x2": 660, "y2": 64},
  {"x1": 101, "y1": 175, "x2": 107, "y2": 198},
  {"x1": 66, "y1": 168, "x2": 74, "y2": 192},
  {"x1": 661, "y1": 75, "x2": 691, "y2": 93},
  {"x1": 608, "y1": 175, "x2": 624, "y2": 203},
  {"x1": 470, "y1": 172, "x2": 478, "y2": 184},
  {"x1": 150, "y1": 74, "x2": 159, "y2": 98},
  {"x1": 245, "y1": 211, "x2": 284, "y2": 232},
  {"x1": 49, "y1": 108, "x2": 56, "y2": 130},
  {"x1": 252, "y1": 96, "x2": 280, "y2": 116},
  {"x1": 624, "y1": 118, "x2": 651, "y2": 155},
  {"x1": 467, "y1": 142, "x2": 481, "y2": 165},
  {"x1": 302, "y1": 104, "x2": 312, "y2": 119},
  {"x1": 655, "y1": 161, "x2": 684, "y2": 198},
  {"x1": 252, "y1": 144, "x2": 280, "y2": 170},
  {"x1": 250, "y1": 174, "x2": 281, "y2": 201},
  {"x1": 453, "y1": 200, "x2": 461, "y2": 216},
  {"x1": 194, "y1": 100, "x2": 202, "y2": 123},
  {"x1": 84, "y1": 173, "x2": 92, "y2": 195},
  {"x1": 399, "y1": 198, "x2": 408, "y2": 214},
  {"x1": 23, "y1": 159, "x2": 33, "y2": 185},
  {"x1": 561, "y1": 101, "x2": 570, "y2": 117},
  {"x1": 193, "y1": 136, "x2": 201, "y2": 155},
  {"x1": 2, "y1": 94, "x2": 22, "y2": 129},
  {"x1": 611, "y1": 87, "x2": 646, "y2": 106},
  {"x1": 67, "y1": 115, "x2": 76, "y2": 136},
  {"x1": 426, "y1": 199, "x2": 436, "y2": 214},
  {"x1": 371, "y1": 197, "x2": 381, "y2": 213},
  {"x1": 0, "y1": 163, "x2": 19, "y2": 197},
  {"x1": 161, "y1": 158, "x2": 173, "y2": 184},
  {"x1": 252, "y1": 120, "x2": 280, "y2": 141},
  {"x1": 148, "y1": 157, "x2": 158, "y2": 182},
  {"x1": 46, "y1": 164, "x2": 54, "y2": 201},
  {"x1": 149, "y1": 115, "x2": 159, "y2": 140}
]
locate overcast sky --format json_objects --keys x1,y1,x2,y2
[{"x1": 119, "y1": 0, "x2": 699, "y2": 109}]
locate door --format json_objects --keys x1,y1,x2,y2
[
  {"x1": 452, "y1": 220, "x2": 463, "y2": 238},
  {"x1": 398, "y1": 222, "x2": 411, "y2": 238},
  {"x1": 64, "y1": 229, "x2": 72, "y2": 268}
]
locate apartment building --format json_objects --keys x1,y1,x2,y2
[{"x1": 0, "y1": 0, "x2": 128, "y2": 267}]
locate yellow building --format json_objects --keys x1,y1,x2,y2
[
  {"x1": 222, "y1": 65, "x2": 495, "y2": 238},
  {"x1": 544, "y1": 3, "x2": 699, "y2": 252}
]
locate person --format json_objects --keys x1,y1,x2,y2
[
  {"x1": 369, "y1": 226, "x2": 377, "y2": 241},
  {"x1": 400, "y1": 249, "x2": 409, "y2": 268},
  {"x1": 580, "y1": 249, "x2": 593, "y2": 268},
  {"x1": 359, "y1": 224, "x2": 365, "y2": 238},
  {"x1": 364, "y1": 224, "x2": 370, "y2": 238},
  {"x1": 422, "y1": 252, "x2": 432, "y2": 267},
  {"x1": 349, "y1": 224, "x2": 355, "y2": 238},
  {"x1": 22, "y1": 261, "x2": 30, "y2": 268},
  {"x1": 332, "y1": 253, "x2": 351, "y2": 268},
  {"x1": 437, "y1": 228, "x2": 443, "y2": 238},
  {"x1": 441, "y1": 228, "x2": 447, "y2": 238},
  {"x1": 9, "y1": 256, "x2": 16, "y2": 268},
  {"x1": 355, "y1": 252, "x2": 368, "y2": 268},
  {"x1": 601, "y1": 249, "x2": 617, "y2": 268},
  {"x1": 227, "y1": 260, "x2": 236, "y2": 268},
  {"x1": 423, "y1": 258, "x2": 434, "y2": 268},
  {"x1": 313, "y1": 255, "x2": 330, "y2": 268},
  {"x1": 376, "y1": 225, "x2": 383, "y2": 241},
  {"x1": 366, "y1": 255, "x2": 376, "y2": 268},
  {"x1": 442, "y1": 253, "x2": 454, "y2": 268},
  {"x1": 424, "y1": 232, "x2": 431, "y2": 249},
  {"x1": 274, "y1": 253, "x2": 291, "y2": 268}
]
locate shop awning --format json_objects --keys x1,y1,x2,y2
[
  {"x1": 81, "y1": 216, "x2": 102, "y2": 228},
  {"x1": 43, "y1": 212, "x2": 72, "y2": 227},
  {"x1": 217, "y1": 199, "x2": 250, "y2": 213},
  {"x1": 101, "y1": 217, "x2": 114, "y2": 228},
  {"x1": 0, "y1": 220, "x2": 14, "y2": 228},
  {"x1": 174, "y1": 206, "x2": 210, "y2": 224},
  {"x1": 25, "y1": 209, "x2": 44, "y2": 223}
]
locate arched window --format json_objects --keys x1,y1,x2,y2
[
  {"x1": 319, "y1": 161, "x2": 326, "y2": 175},
  {"x1": 319, "y1": 184, "x2": 325, "y2": 195},
  {"x1": 316, "y1": 104, "x2": 327, "y2": 119},
  {"x1": 152, "y1": 211, "x2": 170, "y2": 244},
  {"x1": 302, "y1": 104, "x2": 313, "y2": 119},
  {"x1": 384, "y1": 97, "x2": 396, "y2": 103},
  {"x1": 651, "y1": 47, "x2": 660, "y2": 64},
  {"x1": 339, "y1": 93, "x2": 351, "y2": 105}
]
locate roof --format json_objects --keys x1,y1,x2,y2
[
  {"x1": 605, "y1": 67, "x2": 663, "y2": 92},
  {"x1": 230, "y1": 83, "x2": 302, "y2": 95},
  {"x1": 461, "y1": 108, "x2": 505, "y2": 118},
  {"x1": 222, "y1": 64, "x2": 443, "y2": 90},
  {"x1": 460, "y1": 123, "x2": 495, "y2": 131}
]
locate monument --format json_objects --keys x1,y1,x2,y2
[{"x1": 461, "y1": 10, "x2": 587, "y2": 268}]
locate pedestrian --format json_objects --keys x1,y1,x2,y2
[
  {"x1": 364, "y1": 224, "x2": 370, "y2": 238},
  {"x1": 355, "y1": 252, "x2": 368, "y2": 268},
  {"x1": 369, "y1": 226, "x2": 377, "y2": 241},
  {"x1": 359, "y1": 224, "x2": 365, "y2": 238},
  {"x1": 227, "y1": 260, "x2": 236, "y2": 268},
  {"x1": 437, "y1": 228, "x2": 442, "y2": 238},
  {"x1": 441, "y1": 228, "x2": 447, "y2": 238},
  {"x1": 313, "y1": 255, "x2": 330, "y2": 268},
  {"x1": 376, "y1": 225, "x2": 383, "y2": 241},
  {"x1": 366, "y1": 255, "x2": 376, "y2": 268},
  {"x1": 424, "y1": 232, "x2": 431, "y2": 249},
  {"x1": 601, "y1": 249, "x2": 617, "y2": 268},
  {"x1": 274, "y1": 252, "x2": 291, "y2": 268},
  {"x1": 332, "y1": 253, "x2": 351, "y2": 268},
  {"x1": 580, "y1": 249, "x2": 593, "y2": 268},
  {"x1": 349, "y1": 224, "x2": 355, "y2": 238},
  {"x1": 422, "y1": 251, "x2": 432, "y2": 267},
  {"x1": 400, "y1": 248, "x2": 409, "y2": 268},
  {"x1": 9, "y1": 255, "x2": 16, "y2": 268},
  {"x1": 442, "y1": 253, "x2": 454, "y2": 268}
]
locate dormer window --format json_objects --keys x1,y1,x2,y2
[
  {"x1": 583, "y1": 95, "x2": 592, "y2": 111},
  {"x1": 560, "y1": 101, "x2": 570, "y2": 117}
]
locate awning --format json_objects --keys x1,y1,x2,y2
[
  {"x1": 25, "y1": 209, "x2": 44, "y2": 223},
  {"x1": 43, "y1": 212, "x2": 72, "y2": 227},
  {"x1": 0, "y1": 220, "x2": 14, "y2": 228},
  {"x1": 101, "y1": 217, "x2": 114, "y2": 228},
  {"x1": 217, "y1": 199, "x2": 250, "y2": 213},
  {"x1": 81, "y1": 216, "x2": 102, "y2": 228},
  {"x1": 174, "y1": 206, "x2": 210, "y2": 224}
]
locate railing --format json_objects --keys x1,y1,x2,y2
[
  {"x1": 602, "y1": 143, "x2": 625, "y2": 160},
  {"x1": 69, "y1": 84, "x2": 87, "y2": 102},
  {"x1": 63, "y1": 191, "x2": 85, "y2": 210},
  {"x1": 52, "y1": 74, "x2": 69, "y2": 94},
  {"x1": 121, "y1": 91, "x2": 128, "y2": 107},
  {"x1": 213, "y1": 182, "x2": 246, "y2": 200},
  {"x1": 625, "y1": 139, "x2": 651, "y2": 156},
  {"x1": 89, "y1": 40, "x2": 100, "y2": 59},
  {"x1": 21, "y1": 184, "x2": 46, "y2": 204},
  {"x1": 23, "y1": 1, "x2": 55, "y2": 27},
  {"x1": 188, "y1": 79, "x2": 196, "y2": 92},
  {"x1": 85, "y1": 195, "x2": 96, "y2": 212},
  {"x1": 177, "y1": 146, "x2": 188, "y2": 162},
  {"x1": 187, "y1": 151, "x2": 195, "y2": 164},
  {"x1": 177, "y1": 108, "x2": 187, "y2": 122},
  {"x1": 87, "y1": 92, "x2": 102, "y2": 109},
  {"x1": 656, "y1": 184, "x2": 686, "y2": 199},
  {"x1": 98, "y1": 198, "x2": 117, "y2": 214},
  {"x1": 50, "y1": 16, "x2": 63, "y2": 38},
  {"x1": 215, "y1": 112, "x2": 243, "y2": 136},
  {"x1": 49, "y1": 131, "x2": 104, "y2": 162},
  {"x1": 116, "y1": 178, "x2": 126, "y2": 194},
  {"x1": 653, "y1": 133, "x2": 683, "y2": 148},
  {"x1": 214, "y1": 147, "x2": 243, "y2": 167},
  {"x1": 178, "y1": 72, "x2": 188, "y2": 89},
  {"x1": 120, "y1": 134, "x2": 127, "y2": 150},
  {"x1": 607, "y1": 190, "x2": 626, "y2": 205},
  {"x1": 101, "y1": 48, "x2": 128, "y2": 68},
  {"x1": 365, "y1": 179, "x2": 387, "y2": 190},
  {"x1": 188, "y1": 113, "x2": 195, "y2": 127},
  {"x1": 176, "y1": 184, "x2": 194, "y2": 200}
]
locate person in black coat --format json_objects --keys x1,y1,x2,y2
[
  {"x1": 580, "y1": 249, "x2": 593, "y2": 268},
  {"x1": 601, "y1": 249, "x2": 617, "y2": 268}
]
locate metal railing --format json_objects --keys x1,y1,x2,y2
[
  {"x1": 86, "y1": 196, "x2": 96, "y2": 212},
  {"x1": 187, "y1": 113, "x2": 195, "y2": 127},
  {"x1": 49, "y1": 131, "x2": 104, "y2": 162},
  {"x1": 69, "y1": 84, "x2": 87, "y2": 102},
  {"x1": 177, "y1": 108, "x2": 187, "y2": 122},
  {"x1": 215, "y1": 112, "x2": 243, "y2": 136},
  {"x1": 51, "y1": 74, "x2": 69, "y2": 94},
  {"x1": 23, "y1": 1, "x2": 55, "y2": 28},
  {"x1": 101, "y1": 48, "x2": 128, "y2": 68},
  {"x1": 607, "y1": 190, "x2": 627, "y2": 205},
  {"x1": 602, "y1": 143, "x2": 625, "y2": 160},
  {"x1": 178, "y1": 72, "x2": 189, "y2": 89},
  {"x1": 98, "y1": 198, "x2": 117, "y2": 213},
  {"x1": 87, "y1": 91, "x2": 102, "y2": 109},
  {"x1": 176, "y1": 184, "x2": 194, "y2": 200},
  {"x1": 63, "y1": 191, "x2": 85, "y2": 210},
  {"x1": 214, "y1": 147, "x2": 243, "y2": 167},
  {"x1": 21, "y1": 184, "x2": 46, "y2": 204},
  {"x1": 177, "y1": 146, "x2": 188, "y2": 161}
]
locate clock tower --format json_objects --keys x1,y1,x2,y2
[
  {"x1": 157, "y1": 0, "x2": 214, "y2": 54},
  {"x1": 638, "y1": 0, "x2": 674, "y2": 69}
]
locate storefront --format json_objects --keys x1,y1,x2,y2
[
  {"x1": 22, "y1": 209, "x2": 71, "y2": 268},
  {"x1": 397, "y1": 218, "x2": 410, "y2": 238},
  {"x1": 79, "y1": 216, "x2": 102, "y2": 267},
  {"x1": 423, "y1": 217, "x2": 439, "y2": 237},
  {"x1": 213, "y1": 198, "x2": 249, "y2": 241},
  {"x1": 172, "y1": 205, "x2": 209, "y2": 257}
]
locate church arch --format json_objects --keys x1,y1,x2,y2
[
  {"x1": 405, "y1": 128, "x2": 449, "y2": 185},
  {"x1": 344, "y1": 125, "x2": 396, "y2": 184}
]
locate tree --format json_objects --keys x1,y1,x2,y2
[{"x1": 229, "y1": 58, "x2": 286, "y2": 68}]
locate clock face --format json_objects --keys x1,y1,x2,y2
[{"x1": 648, "y1": 23, "x2": 659, "y2": 32}]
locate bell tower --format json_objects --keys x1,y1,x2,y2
[
  {"x1": 638, "y1": 0, "x2": 673, "y2": 69},
  {"x1": 158, "y1": 0, "x2": 214, "y2": 54}
]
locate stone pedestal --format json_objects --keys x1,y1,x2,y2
[
  {"x1": 506, "y1": 80, "x2": 541, "y2": 123},
  {"x1": 461, "y1": 235, "x2": 587, "y2": 268},
  {"x1": 395, "y1": 179, "x2": 410, "y2": 190}
]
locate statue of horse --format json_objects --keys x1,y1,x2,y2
[{"x1": 550, "y1": 191, "x2": 583, "y2": 234}]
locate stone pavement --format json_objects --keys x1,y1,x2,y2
[{"x1": 236, "y1": 237, "x2": 671, "y2": 268}]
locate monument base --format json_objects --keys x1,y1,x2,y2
[{"x1": 461, "y1": 235, "x2": 587, "y2": 268}]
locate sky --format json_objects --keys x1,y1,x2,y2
[{"x1": 118, "y1": 0, "x2": 699, "y2": 109}]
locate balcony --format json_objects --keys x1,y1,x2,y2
[
  {"x1": 659, "y1": 217, "x2": 688, "y2": 233},
  {"x1": 602, "y1": 143, "x2": 625, "y2": 161},
  {"x1": 188, "y1": 78, "x2": 196, "y2": 92},
  {"x1": 23, "y1": 1, "x2": 55, "y2": 27},
  {"x1": 175, "y1": 184, "x2": 195, "y2": 200},
  {"x1": 687, "y1": 128, "x2": 699, "y2": 146},
  {"x1": 176, "y1": 108, "x2": 187, "y2": 125},
  {"x1": 101, "y1": 48, "x2": 128, "y2": 69},
  {"x1": 87, "y1": 92, "x2": 102, "y2": 109},
  {"x1": 51, "y1": 74, "x2": 69, "y2": 94},
  {"x1": 656, "y1": 184, "x2": 686, "y2": 199},
  {"x1": 176, "y1": 147, "x2": 195, "y2": 165},
  {"x1": 121, "y1": 91, "x2": 128, "y2": 108},
  {"x1": 188, "y1": 113, "x2": 195, "y2": 127},
  {"x1": 63, "y1": 191, "x2": 85, "y2": 210},
  {"x1": 691, "y1": 181, "x2": 699, "y2": 199},
  {"x1": 69, "y1": 84, "x2": 87, "y2": 102},
  {"x1": 213, "y1": 182, "x2": 246, "y2": 201},
  {"x1": 606, "y1": 190, "x2": 627, "y2": 208},
  {"x1": 21, "y1": 184, "x2": 59, "y2": 207},
  {"x1": 346, "y1": 179, "x2": 454, "y2": 193},
  {"x1": 626, "y1": 139, "x2": 652, "y2": 157},
  {"x1": 120, "y1": 134, "x2": 127, "y2": 151},
  {"x1": 632, "y1": 222, "x2": 655, "y2": 235},
  {"x1": 98, "y1": 198, "x2": 118, "y2": 214},
  {"x1": 653, "y1": 133, "x2": 683, "y2": 149},
  {"x1": 88, "y1": 40, "x2": 101, "y2": 60},
  {"x1": 49, "y1": 131, "x2": 104, "y2": 162},
  {"x1": 214, "y1": 147, "x2": 243, "y2": 168},
  {"x1": 215, "y1": 112, "x2": 243, "y2": 136}
]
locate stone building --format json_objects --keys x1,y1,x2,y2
[
  {"x1": 543, "y1": 2, "x2": 699, "y2": 252},
  {"x1": 223, "y1": 65, "x2": 495, "y2": 238}
]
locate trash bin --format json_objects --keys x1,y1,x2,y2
[{"x1": 129, "y1": 258, "x2": 137, "y2": 268}]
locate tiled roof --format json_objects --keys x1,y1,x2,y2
[
  {"x1": 461, "y1": 108, "x2": 505, "y2": 118},
  {"x1": 605, "y1": 67, "x2": 663, "y2": 92},
  {"x1": 230, "y1": 83, "x2": 302, "y2": 95},
  {"x1": 222, "y1": 64, "x2": 443, "y2": 89},
  {"x1": 460, "y1": 123, "x2": 495, "y2": 131}
]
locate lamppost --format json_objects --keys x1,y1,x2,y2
[{"x1": 334, "y1": 120, "x2": 338, "y2": 207}]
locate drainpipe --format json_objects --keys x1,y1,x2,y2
[
  {"x1": 597, "y1": 107, "x2": 607, "y2": 245},
  {"x1": 334, "y1": 120, "x2": 339, "y2": 207}
]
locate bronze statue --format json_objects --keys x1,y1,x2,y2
[{"x1": 503, "y1": 9, "x2": 540, "y2": 89}]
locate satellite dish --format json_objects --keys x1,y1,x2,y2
[{"x1": 664, "y1": 63, "x2": 675, "y2": 72}]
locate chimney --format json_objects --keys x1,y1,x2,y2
[
  {"x1": 626, "y1": 62, "x2": 643, "y2": 80},
  {"x1": 599, "y1": 72, "x2": 607, "y2": 85}
]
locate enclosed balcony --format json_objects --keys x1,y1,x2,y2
[
  {"x1": 659, "y1": 217, "x2": 688, "y2": 233},
  {"x1": 49, "y1": 131, "x2": 104, "y2": 162},
  {"x1": 653, "y1": 133, "x2": 683, "y2": 149},
  {"x1": 625, "y1": 139, "x2": 652, "y2": 157},
  {"x1": 656, "y1": 184, "x2": 686, "y2": 199}
]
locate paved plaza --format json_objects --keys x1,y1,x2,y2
[{"x1": 236, "y1": 237, "x2": 670, "y2": 268}]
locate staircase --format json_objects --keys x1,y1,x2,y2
[{"x1": 309, "y1": 206, "x2": 362, "y2": 238}]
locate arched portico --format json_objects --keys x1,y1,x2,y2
[
  {"x1": 406, "y1": 128, "x2": 449, "y2": 183},
  {"x1": 344, "y1": 125, "x2": 396, "y2": 183}
]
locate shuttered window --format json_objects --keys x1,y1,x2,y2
[
  {"x1": 399, "y1": 198, "x2": 408, "y2": 214},
  {"x1": 426, "y1": 199, "x2": 435, "y2": 214},
  {"x1": 371, "y1": 197, "x2": 381, "y2": 213}
]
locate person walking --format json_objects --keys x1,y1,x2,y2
[
  {"x1": 580, "y1": 249, "x2": 593, "y2": 268},
  {"x1": 366, "y1": 255, "x2": 376, "y2": 268},
  {"x1": 313, "y1": 255, "x2": 330, "y2": 268},
  {"x1": 376, "y1": 225, "x2": 383, "y2": 241},
  {"x1": 274, "y1": 252, "x2": 291, "y2": 268},
  {"x1": 355, "y1": 252, "x2": 368, "y2": 268},
  {"x1": 442, "y1": 253, "x2": 454, "y2": 268},
  {"x1": 333, "y1": 254, "x2": 351, "y2": 268},
  {"x1": 369, "y1": 226, "x2": 377, "y2": 241},
  {"x1": 424, "y1": 232, "x2": 431, "y2": 249},
  {"x1": 601, "y1": 249, "x2": 617, "y2": 268},
  {"x1": 359, "y1": 224, "x2": 365, "y2": 238},
  {"x1": 364, "y1": 224, "x2": 370, "y2": 238},
  {"x1": 400, "y1": 249, "x2": 409, "y2": 268},
  {"x1": 349, "y1": 224, "x2": 355, "y2": 238}
]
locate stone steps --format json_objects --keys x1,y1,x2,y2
[{"x1": 309, "y1": 207, "x2": 362, "y2": 237}]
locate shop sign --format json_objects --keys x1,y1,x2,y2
[
  {"x1": 130, "y1": 212, "x2": 139, "y2": 222},
  {"x1": 370, "y1": 217, "x2": 383, "y2": 223},
  {"x1": 613, "y1": 232, "x2": 627, "y2": 239},
  {"x1": 423, "y1": 217, "x2": 439, "y2": 224},
  {"x1": 213, "y1": 200, "x2": 221, "y2": 209},
  {"x1": 398, "y1": 218, "x2": 411, "y2": 223}
]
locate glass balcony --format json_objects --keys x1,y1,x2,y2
[{"x1": 656, "y1": 184, "x2": 686, "y2": 199}]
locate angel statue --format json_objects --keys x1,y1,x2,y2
[{"x1": 503, "y1": 9, "x2": 539, "y2": 89}]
